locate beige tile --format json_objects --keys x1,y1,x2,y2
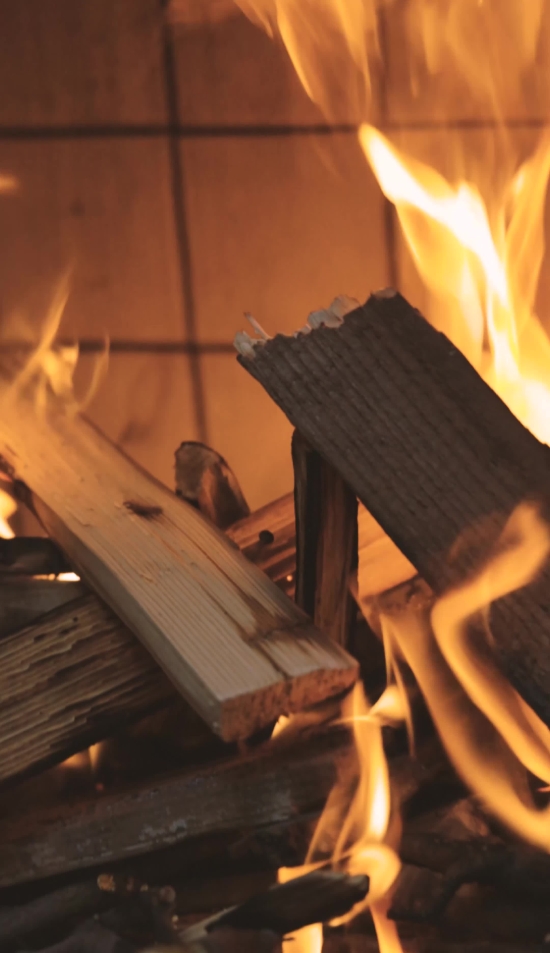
[
  {"x1": 0, "y1": 138, "x2": 186, "y2": 341},
  {"x1": 201, "y1": 354, "x2": 294, "y2": 510},
  {"x1": 181, "y1": 133, "x2": 390, "y2": 341},
  {"x1": 382, "y1": 0, "x2": 550, "y2": 125},
  {"x1": 74, "y1": 353, "x2": 198, "y2": 490},
  {"x1": 172, "y1": 11, "x2": 318, "y2": 126},
  {"x1": 0, "y1": 0, "x2": 166, "y2": 126},
  {"x1": 171, "y1": 9, "x2": 375, "y2": 126}
]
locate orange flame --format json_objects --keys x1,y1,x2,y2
[
  {"x1": 3, "y1": 274, "x2": 108, "y2": 418},
  {"x1": 377, "y1": 503, "x2": 550, "y2": 852},
  {"x1": 360, "y1": 124, "x2": 550, "y2": 444}
]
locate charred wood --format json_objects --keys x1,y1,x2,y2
[
  {"x1": 237, "y1": 290, "x2": 550, "y2": 725},
  {"x1": 292, "y1": 431, "x2": 358, "y2": 647}
]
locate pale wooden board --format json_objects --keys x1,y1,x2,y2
[{"x1": 0, "y1": 396, "x2": 356, "y2": 740}]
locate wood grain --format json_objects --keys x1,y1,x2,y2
[
  {"x1": 0, "y1": 393, "x2": 357, "y2": 741},
  {"x1": 238, "y1": 290, "x2": 550, "y2": 726},
  {"x1": 0, "y1": 727, "x2": 351, "y2": 887}
]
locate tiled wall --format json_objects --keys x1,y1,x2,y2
[
  {"x1": 0, "y1": 0, "x2": 390, "y2": 510},
  {"x1": 2, "y1": 2, "x2": 546, "y2": 510}
]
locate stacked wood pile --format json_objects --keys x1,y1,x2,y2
[{"x1": 2, "y1": 292, "x2": 550, "y2": 952}]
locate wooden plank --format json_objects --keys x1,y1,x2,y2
[
  {"x1": 0, "y1": 594, "x2": 175, "y2": 785},
  {"x1": 0, "y1": 392, "x2": 357, "y2": 742},
  {"x1": 292, "y1": 431, "x2": 358, "y2": 646},
  {"x1": 237, "y1": 289, "x2": 550, "y2": 725},
  {"x1": 0, "y1": 728, "x2": 351, "y2": 887},
  {"x1": 0, "y1": 727, "x2": 449, "y2": 889}
]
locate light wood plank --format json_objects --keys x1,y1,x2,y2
[{"x1": 0, "y1": 391, "x2": 357, "y2": 741}]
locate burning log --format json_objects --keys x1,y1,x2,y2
[
  {"x1": 0, "y1": 726, "x2": 351, "y2": 887},
  {"x1": 237, "y1": 291, "x2": 550, "y2": 726},
  {"x1": 0, "y1": 726, "x2": 451, "y2": 889},
  {"x1": 292, "y1": 431, "x2": 358, "y2": 646},
  {"x1": 0, "y1": 395, "x2": 357, "y2": 742},
  {"x1": 184, "y1": 870, "x2": 369, "y2": 941}
]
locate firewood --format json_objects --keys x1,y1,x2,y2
[
  {"x1": 0, "y1": 594, "x2": 176, "y2": 785},
  {"x1": 292, "y1": 432, "x2": 358, "y2": 647},
  {"x1": 0, "y1": 726, "x2": 351, "y2": 888},
  {"x1": 0, "y1": 493, "x2": 307, "y2": 787},
  {"x1": 0, "y1": 726, "x2": 451, "y2": 889},
  {"x1": 0, "y1": 394, "x2": 356, "y2": 742},
  {"x1": 182, "y1": 871, "x2": 369, "y2": 943},
  {"x1": 175, "y1": 442, "x2": 250, "y2": 530},
  {"x1": 236, "y1": 290, "x2": 550, "y2": 726}
]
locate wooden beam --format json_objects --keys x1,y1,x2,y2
[
  {"x1": 0, "y1": 391, "x2": 356, "y2": 742},
  {"x1": 0, "y1": 727, "x2": 450, "y2": 890},
  {"x1": 0, "y1": 727, "x2": 351, "y2": 888},
  {"x1": 237, "y1": 290, "x2": 550, "y2": 726},
  {"x1": 0, "y1": 594, "x2": 175, "y2": 785},
  {"x1": 292, "y1": 431, "x2": 358, "y2": 646}
]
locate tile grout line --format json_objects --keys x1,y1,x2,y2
[
  {"x1": 0, "y1": 119, "x2": 545, "y2": 139},
  {"x1": 160, "y1": 0, "x2": 208, "y2": 443},
  {"x1": 377, "y1": 4, "x2": 400, "y2": 291}
]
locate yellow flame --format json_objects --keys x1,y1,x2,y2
[
  {"x1": 360, "y1": 124, "x2": 550, "y2": 444},
  {"x1": 2, "y1": 274, "x2": 108, "y2": 418},
  {"x1": 0, "y1": 488, "x2": 16, "y2": 538}
]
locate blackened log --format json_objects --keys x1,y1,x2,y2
[
  {"x1": 237, "y1": 290, "x2": 550, "y2": 725},
  {"x1": 0, "y1": 727, "x2": 352, "y2": 888},
  {"x1": 202, "y1": 871, "x2": 369, "y2": 936},
  {"x1": 292, "y1": 432, "x2": 358, "y2": 647}
]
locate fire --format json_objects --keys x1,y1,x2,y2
[
  {"x1": 0, "y1": 488, "x2": 16, "y2": 538},
  {"x1": 377, "y1": 502, "x2": 550, "y2": 853},
  {"x1": 233, "y1": 0, "x2": 550, "y2": 947},
  {"x1": 360, "y1": 124, "x2": 550, "y2": 445}
]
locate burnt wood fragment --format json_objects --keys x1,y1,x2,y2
[{"x1": 237, "y1": 290, "x2": 550, "y2": 726}]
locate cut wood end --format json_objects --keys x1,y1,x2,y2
[
  {"x1": 233, "y1": 295, "x2": 361, "y2": 359},
  {"x1": 217, "y1": 628, "x2": 357, "y2": 742}
]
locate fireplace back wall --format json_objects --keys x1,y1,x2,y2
[{"x1": 3, "y1": 0, "x2": 545, "y2": 509}]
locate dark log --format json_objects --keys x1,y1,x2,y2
[
  {"x1": 236, "y1": 290, "x2": 550, "y2": 726},
  {"x1": 0, "y1": 576, "x2": 86, "y2": 638},
  {"x1": 0, "y1": 536, "x2": 71, "y2": 576},
  {"x1": 0, "y1": 727, "x2": 351, "y2": 888},
  {"x1": 0, "y1": 725, "x2": 452, "y2": 890},
  {"x1": 209, "y1": 870, "x2": 369, "y2": 936},
  {"x1": 22, "y1": 920, "x2": 134, "y2": 953},
  {"x1": 292, "y1": 432, "x2": 358, "y2": 647},
  {"x1": 175, "y1": 442, "x2": 250, "y2": 530}
]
